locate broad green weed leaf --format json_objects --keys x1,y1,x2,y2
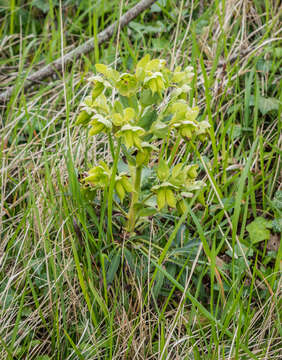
[
  {"x1": 272, "y1": 190, "x2": 282, "y2": 210},
  {"x1": 151, "y1": 0, "x2": 168, "y2": 12},
  {"x1": 272, "y1": 218, "x2": 282, "y2": 233},
  {"x1": 250, "y1": 95, "x2": 280, "y2": 115},
  {"x1": 246, "y1": 217, "x2": 272, "y2": 244},
  {"x1": 258, "y1": 97, "x2": 280, "y2": 115}
]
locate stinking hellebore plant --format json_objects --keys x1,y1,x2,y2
[{"x1": 75, "y1": 55, "x2": 210, "y2": 234}]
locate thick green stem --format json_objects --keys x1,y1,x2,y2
[{"x1": 127, "y1": 165, "x2": 142, "y2": 233}]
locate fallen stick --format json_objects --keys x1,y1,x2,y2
[{"x1": 0, "y1": 0, "x2": 157, "y2": 103}]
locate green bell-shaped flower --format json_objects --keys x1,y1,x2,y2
[
  {"x1": 195, "y1": 120, "x2": 211, "y2": 141},
  {"x1": 116, "y1": 124, "x2": 145, "y2": 149},
  {"x1": 136, "y1": 142, "x2": 158, "y2": 166},
  {"x1": 75, "y1": 110, "x2": 92, "y2": 126},
  {"x1": 88, "y1": 75, "x2": 111, "y2": 100},
  {"x1": 152, "y1": 182, "x2": 178, "y2": 210},
  {"x1": 112, "y1": 107, "x2": 136, "y2": 127},
  {"x1": 185, "y1": 164, "x2": 198, "y2": 179},
  {"x1": 84, "y1": 161, "x2": 111, "y2": 188},
  {"x1": 172, "y1": 66, "x2": 194, "y2": 85},
  {"x1": 171, "y1": 120, "x2": 197, "y2": 139},
  {"x1": 114, "y1": 173, "x2": 134, "y2": 202},
  {"x1": 144, "y1": 72, "x2": 165, "y2": 95},
  {"x1": 81, "y1": 94, "x2": 110, "y2": 116},
  {"x1": 116, "y1": 73, "x2": 138, "y2": 97},
  {"x1": 89, "y1": 114, "x2": 112, "y2": 136}
]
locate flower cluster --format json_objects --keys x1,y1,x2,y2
[
  {"x1": 84, "y1": 161, "x2": 133, "y2": 203},
  {"x1": 75, "y1": 55, "x2": 210, "y2": 224},
  {"x1": 152, "y1": 160, "x2": 205, "y2": 211}
]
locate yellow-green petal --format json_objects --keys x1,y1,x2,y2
[
  {"x1": 165, "y1": 188, "x2": 176, "y2": 208},
  {"x1": 157, "y1": 189, "x2": 166, "y2": 210}
]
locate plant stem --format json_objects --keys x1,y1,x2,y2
[{"x1": 127, "y1": 165, "x2": 142, "y2": 233}]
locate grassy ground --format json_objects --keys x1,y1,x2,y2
[{"x1": 0, "y1": 0, "x2": 281, "y2": 359}]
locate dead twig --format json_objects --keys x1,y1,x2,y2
[{"x1": 0, "y1": 0, "x2": 157, "y2": 104}]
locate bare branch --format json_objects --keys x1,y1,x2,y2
[{"x1": 0, "y1": 0, "x2": 157, "y2": 103}]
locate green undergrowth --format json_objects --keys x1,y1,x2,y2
[{"x1": 0, "y1": 0, "x2": 281, "y2": 359}]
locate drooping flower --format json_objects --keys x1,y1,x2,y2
[
  {"x1": 172, "y1": 66, "x2": 194, "y2": 85},
  {"x1": 115, "y1": 173, "x2": 134, "y2": 202},
  {"x1": 89, "y1": 114, "x2": 112, "y2": 136},
  {"x1": 152, "y1": 182, "x2": 178, "y2": 210},
  {"x1": 88, "y1": 75, "x2": 111, "y2": 100},
  {"x1": 84, "y1": 161, "x2": 111, "y2": 188},
  {"x1": 81, "y1": 94, "x2": 110, "y2": 116},
  {"x1": 195, "y1": 120, "x2": 211, "y2": 141},
  {"x1": 136, "y1": 142, "x2": 158, "y2": 166},
  {"x1": 115, "y1": 124, "x2": 145, "y2": 149},
  {"x1": 168, "y1": 102, "x2": 199, "y2": 139},
  {"x1": 144, "y1": 72, "x2": 165, "y2": 95},
  {"x1": 84, "y1": 163, "x2": 133, "y2": 203},
  {"x1": 115, "y1": 73, "x2": 138, "y2": 97},
  {"x1": 112, "y1": 107, "x2": 136, "y2": 127},
  {"x1": 75, "y1": 110, "x2": 92, "y2": 126}
]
